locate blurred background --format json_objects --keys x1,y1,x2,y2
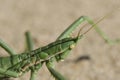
[{"x1": 0, "y1": 0, "x2": 120, "y2": 80}]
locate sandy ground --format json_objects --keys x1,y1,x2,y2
[{"x1": 0, "y1": 0, "x2": 120, "y2": 80}]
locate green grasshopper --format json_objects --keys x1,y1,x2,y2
[{"x1": 0, "y1": 16, "x2": 119, "y2": 80}]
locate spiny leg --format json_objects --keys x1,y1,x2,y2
[
  {"x1": 25, "y1": 31, "x2": 37, "y2": 80},
  {"x1": 57, "y1": 16, "x2": 120, "y2": 45}
]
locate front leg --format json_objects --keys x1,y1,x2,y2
[{"x1": 57, "y1": 16, "x2": 120, "y2": 44}]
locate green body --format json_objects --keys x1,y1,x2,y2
[
  {"x1": 0, "y1": 16, "x2": 119, "y2": 80},
  {"x1": 0, "y1": 37, "x2": 79, "y2": 78}
]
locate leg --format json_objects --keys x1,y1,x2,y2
[
  {"x1": 0, "y1": 39, "x2": 18, "y2": 80},
  {"x1": 57, "y1": 16, "x2": 120, "y2": 45},
  {"x1": 83, "y1": 16, "x2": 120, "y2": 44},
  {"x1": 29, "y1": 63, "x2": 42, "y2": 80},
  {"x1": 46, "y1": 60, "x2": 66, "y2": 80},
  {"x1": 25, "y1": 31, "x2": 38, "y2": 80},
  {"x1": 0, "y1": 68, "x2": 20, "y2": 78},
  {"x1": 25, "y1": 31, "x2": 34, "y2": 51},
  {"x1": 0, "y1": 39, "x2": 17, "y2": 55},
  {"x1": 30, "y1": 71, "x2": 37, "y2": 80}
]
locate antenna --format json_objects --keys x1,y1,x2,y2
[{"x1": 77, "y1": 8, "x2": 120, "y2": 37}]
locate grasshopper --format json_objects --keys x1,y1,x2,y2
[{"x1": 0, "y1": 16, "x2": 119, "y2": 80}]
